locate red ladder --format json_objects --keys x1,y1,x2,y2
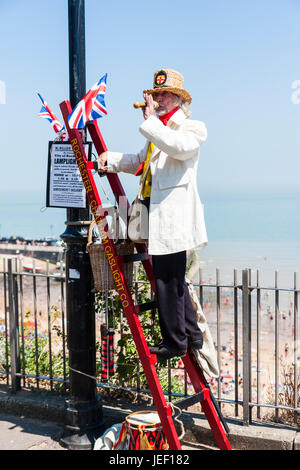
[{"x1": 60, "y1": 100, "x2": 232, "y2": 451}]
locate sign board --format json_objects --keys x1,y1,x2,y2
[{"x1": 46, "y1": 141, "x2": 92, "y2": 208}]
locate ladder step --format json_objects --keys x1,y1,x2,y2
[
  {"x1": 121, "y1": 252, "x2": 148, "y2": 263},
  {"x1": 173, "y1": 391, "x2": 205, "y2": 410},
  {"x1": 135, "y1": 300, "x2": 157, "y2": 313}
]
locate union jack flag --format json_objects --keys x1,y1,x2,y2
[
  {"x1": 37, "y1": 93, "x2": 66, "y2": 138},
  {"x1": 68, "y1": 73, "x2": 108, "y2": 129}
]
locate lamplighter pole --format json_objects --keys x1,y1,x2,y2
[{"x1": 60, "y1": 0, "x2": 104, "y2": 450}]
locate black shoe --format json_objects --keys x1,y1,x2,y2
[
  {"x1": 155, "y1": 345, "x2": 187, "y2": 362},
  {"x1": 188, "y1": 337, "x2": 203, "y2": 351},
  {"x1": 149, "y1": 338, "x2": 202, "y2": 354},
  {"x1": 148, "y1": 341, "x2": 164, "y2": 355}
]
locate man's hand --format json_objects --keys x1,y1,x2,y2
[
  {"x1": 142, "y1": 93, "x2": 155, "y2": 120},
  {"x1": 97, "y1": 151, "x2": 108, "y2": 173}
]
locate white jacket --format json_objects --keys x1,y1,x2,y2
[{"x1": 106, "y1": 108, "x2": 208, "y2": 255}]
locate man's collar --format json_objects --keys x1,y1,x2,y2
[{"x1": 167, "y1": 108, "x2": 187, "y2": 127}]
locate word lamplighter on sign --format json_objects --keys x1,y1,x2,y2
[{"x1": 46, "y1": 141, "x2": 92, "y2": 208}]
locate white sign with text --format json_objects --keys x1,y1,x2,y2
[{"x1": 47, "y1": 141, "x2": 91, "y2": 208}]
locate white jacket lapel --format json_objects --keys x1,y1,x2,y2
[{"x1": 149, "y1": 109, "x2": 187, "y2": 163}]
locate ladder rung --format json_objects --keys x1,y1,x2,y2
[
  {"x1": 121, "y1": 252, "x2": 148, "y2": 263},
  {"x1": 135, "y1": 300, "x2": 157, "y2": 313},
  {"x1": 173, "y1": 391, "x2": 205, "y2": 410}
]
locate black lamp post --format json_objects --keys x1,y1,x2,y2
[{"x1": 60, "y1": 0, "x2": 104, "y2": 450}]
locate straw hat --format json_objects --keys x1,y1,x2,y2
[{"x1": 143, "y1": 68, "x2": 192, "y2": 104}]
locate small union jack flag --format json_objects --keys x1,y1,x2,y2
[
  {"x1": 37, "y1": 93, "x2": 66, "y2": 138},
  {"x1": 68, "y1": 73, "x2": 108, "y2": 129}
]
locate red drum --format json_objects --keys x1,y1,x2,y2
[{"x1": 125, "y1": 411, "x2": 168, "y2": 450}]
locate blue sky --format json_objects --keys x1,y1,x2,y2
[{"x1": 0, "y1": 0, "x2": 300, "y2": 238}]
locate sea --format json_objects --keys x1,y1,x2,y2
[
  {"x1": 197, "y1": 188, "x2": 300, "y2": 289},
  {"x1": 0, "y1": 187, "x2": 300, "y2": 288}
]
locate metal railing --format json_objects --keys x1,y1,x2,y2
[{"x1": 0, "y1": 257, "x2": 299, "y2": 427}]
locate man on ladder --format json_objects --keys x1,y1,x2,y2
[{"x1": 97, "y1": 68, "x2": 208, "y2": 363}]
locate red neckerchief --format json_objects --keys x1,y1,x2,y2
[
  {"x1": 158, "y1": 106, "x2": 180, "y2": 126},
  {"x1": 135, "y1": 107, "x2": 179, "y2": 176}
]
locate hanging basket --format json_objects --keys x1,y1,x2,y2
[{"x1": 87, "y1": 220, "x2": 134, "y2": 291}]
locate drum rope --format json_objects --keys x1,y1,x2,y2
[{"x1": 170, "y1": 403, "x2": 185, "y2": 440}]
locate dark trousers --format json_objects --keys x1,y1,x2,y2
[{"x1": 152, "y1": 251, "x2": 203, "y2": 351}]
